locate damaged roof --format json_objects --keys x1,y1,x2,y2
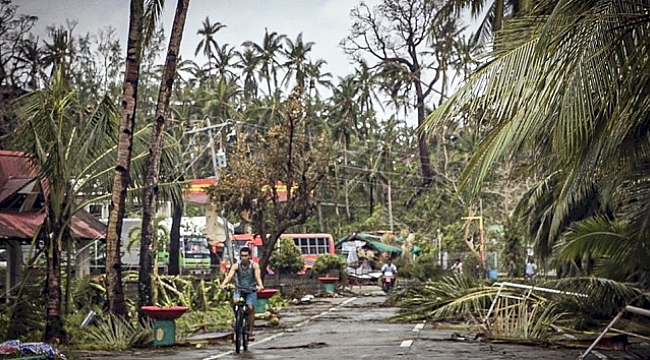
[{"x1": 0, "y1": 150, "x2": 106, "y2": 242}]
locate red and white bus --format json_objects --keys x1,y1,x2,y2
[{"x1": 219, "y1": 233, "x2": 335, "y2": 274}]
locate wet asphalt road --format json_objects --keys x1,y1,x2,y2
[{"x1": 69, "y1": 286, "x2": 650, "y2": 360}]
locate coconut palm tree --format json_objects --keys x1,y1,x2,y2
[
  {"x1": 12, "y1": 67, "x2": 119, "y2": 344},
  {"x1": 424, "y1": 0, "x2": 650, "y2": 282},
  {"x1": 105, "y1": 0, "x2": 145, "y2": 319},
  {"x1": 139, "y1": 0, "x2": 190, "y2": 315},
  {"x1": 235, "y1": 48, "x2": 260, "y2": 101},
  {"x1": 212, "y1": 43, "x2": 239, "y2": 80},
  {"x1": 194, "y1": 16, "x2": 226, "y2": 78},
  {"x1": 15, "y1": 36, "x2": 46, "y2": 90},
  {"x1": 242, "y1": 29, "x2": 286, "y2": 96},
  {"x1": 281, "y1": 32, "x2": 314, "y2": 90}
]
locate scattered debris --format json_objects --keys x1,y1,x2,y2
[{"x1": 267, "y1": 342, "x2": 328, "y2": 350}]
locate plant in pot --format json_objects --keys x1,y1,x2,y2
[
  {"x1": 268, "y1": 240, "x2": 305, "y2": 276},
  {"x1": 313, "y1": 254, "x2": 345, "y2": 278}
]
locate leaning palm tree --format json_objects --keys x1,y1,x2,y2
[
  {"x1": 139, "y1": 0, "x2": 190, "y2": 316},
  {"x1": 424, "y1": 0, "x2": 650, "y2": 279}
]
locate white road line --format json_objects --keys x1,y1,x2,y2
[
  {"x1": 201, "y1": 297, "x2": 358, "y2": 360},
  {"x1": 400, "y1": 340, "x2": 413, "y2": 348},
  {"x1": 591, "y1": 350, "x2": 608, "y2": 359}
]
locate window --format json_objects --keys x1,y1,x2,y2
[
  {"x1": 308, "y1": 238, "x2": 317, "y2": 254},
  {"x1": 298, "y1": 238, "x2": 309, "y2": 255},
  {"x1": 88, "y1": 204, "x2": 103, "y2": 218},
  {"x1": 318, "y1": 238, "x2": 329, "y2": 254}
]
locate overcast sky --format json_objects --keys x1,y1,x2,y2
[
  {"x1": 14, "y1": 0, "x2": 384, "y2": 79},
  {"x1": 13, "y1": 0, "x2": 477, "y2": 125}
]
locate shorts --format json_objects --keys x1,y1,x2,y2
[{"x1": 233, "y1": 290, "x2": 257, "y2": 306}]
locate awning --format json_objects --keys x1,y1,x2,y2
[{"x1": 336, "y1": 233, "x2": 403, "y2": 255}]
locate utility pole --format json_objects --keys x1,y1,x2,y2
[
  {"x1": 205, "y1": 117, "x2": 220, "y2": 179},
  {"x1": 183, "y1": 118, "x2": 233, "y2": 179}
]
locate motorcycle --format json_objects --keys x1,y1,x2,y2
[{"x1": 381, "y1": 271, "x2": 395, "y2": 293}]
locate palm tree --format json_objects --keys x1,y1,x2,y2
[
  {"x1": 282, "y1": 33, "x2": 314, "y2": 90},
  {"x1": 42, "y1": 25, "x2": 73, "y2": 76},
  {"x1": 211, "y1": 43, "x2": 239, "y2": 80},
  {"x1": 235, "y1": 48, "x2": 260, "y2": 101},
  {"x1": 105, "y1": 0, "x2": 145, "y2": 319},
  {"x1": 194, "y1": 17, "x2": 226, "y2": 78},
  {"x1": 424, "y1": 0, "x2": 650, "y2": 280},
  {"x1": 139, "y1": 0, "x2": 190, "y2": 315},
  {"x1": 242, "y1": 29, "x2": 286, "y2": 96},
  {"x1": 304, "y1": 59, "x2": 332, "y2": 99},
  {"x1": 12, "y1": 67, "x2": 119, "y2": 344},
  {"x1": 15, "y1": 36, "x2": 46, "y2": 90}
]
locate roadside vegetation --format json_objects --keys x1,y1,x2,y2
[{"x1": 1, "y1": 0, "x2": 649, "y2": 352}]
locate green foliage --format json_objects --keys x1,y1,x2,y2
[
  {"x1": 393, "y1": 254, "x2": 444, "y2": 282},
  {"x1": 79, "y1": 314, "x2": 153, "y2": 350},
  {"x1": 269, "y1": 240, "x2": 305, "y2": 274},
  {"x1": 175, "y1": 307, "x2": 233, "y2": 337},
  {"x1": 312, "y1": 254, "x2": 345, "y2": 275},
  {"x1": 501, "y1": 219, "x2": 526, "y2": 277},
  {"x1": 268, "y1": 292, "x2": 290, "y2": 308}
]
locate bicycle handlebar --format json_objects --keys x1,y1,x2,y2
[{"x1": 223, "y1": 284, "x2": 258, "y2": 292}]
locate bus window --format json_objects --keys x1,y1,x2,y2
[
  {"x1": 299, "y1": 238, "x2": 309, "y2": 255},
  {"x1": 310, "y1": 238, "x2": 316, "y2": 253},
  {"x1": 318, "y1": 237, "x2": 328, "y2": 254}
]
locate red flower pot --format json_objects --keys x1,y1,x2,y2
[
  {"x1": 318, "y1": 276, "x2": 338, "y2": 284},
  {"x1": 141, "y1": 306, "x2": 189, "y2": 320},
  {"x1": 257, "y1": 288, "x2": 279, "y2": 299}
]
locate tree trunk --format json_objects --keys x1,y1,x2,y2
[
  {"x1": 387, "y1": 180, "x2": 393, "y2": 232},
  {"x1": 43, "y1": 219, "x2": 66, "y2": 344},
  {"x1": 343, "y1": 144, "x2": 351, "y2": 220},
  {"x1": 169, "y1": 200, "x2": 182, "y2": 275},
  {"x1": 317, "y1": 201, "x2": 324, "y2": 232},
  {"x1": 105, "y1": 0, "x2": 144, "y2": 319},
  {"x1": 139, "y1": 0, "x2": 190, "y2": 318},
  {"x1": 414, "y1": 81, "x2": 433, "y2": 185}
]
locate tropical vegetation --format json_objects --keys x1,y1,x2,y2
[{"x1": 1, "y1": 0, "x2": 649, "y2": 350}]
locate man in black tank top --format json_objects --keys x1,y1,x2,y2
[{"x1": 220, "y1": 246, "x2": 264, "y2": 340}]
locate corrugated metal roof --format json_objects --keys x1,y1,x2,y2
[
  {"x1": 0, "y1": 210, "x2": 105, "y2": 241},
  {"x1": 0, "y1": 150, "x2": 106, "y2": 242},
  {"x1": 0, "y1": 150, "x2": 36, "y2": 187}
]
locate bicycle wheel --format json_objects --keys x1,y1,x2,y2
[
  {"x1": 234, "y1": 307, "x2": 243, "y2": 354},
  {"x1": 242, "y1": 311, "x2": 249, "y2": 351}
]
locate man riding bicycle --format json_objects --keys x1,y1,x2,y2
[{"x1": 220, "y1": 246, "x2": 264, "y2": 341}]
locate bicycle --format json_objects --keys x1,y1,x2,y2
[{"x1": 225, "y1": 285, "x2": 255, "y2": 353}]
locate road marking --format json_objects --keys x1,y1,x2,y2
[
  {"x1": 591, "y1": 350, "x2": 608, "y2": 359},
  {"x1": 400, "y1": 340, "x2": 413, "y2": 347},
  {"x1": 201, "y1": 297, "x2": 358, "y2": 360}
]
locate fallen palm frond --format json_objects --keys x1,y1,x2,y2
[
  {"x1": 391, "y1": 274, "x2": 650, "y2": 342},
  {"x1": 81, "y1": 313, "x2": 153, "y2": 350},
  {"x1": 389, "y1": 274, "x2": 496, "y2": 322}
]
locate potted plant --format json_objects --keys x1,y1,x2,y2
[{"x1": 313, "y1": 254, "x2": 345, "y2": 293}]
